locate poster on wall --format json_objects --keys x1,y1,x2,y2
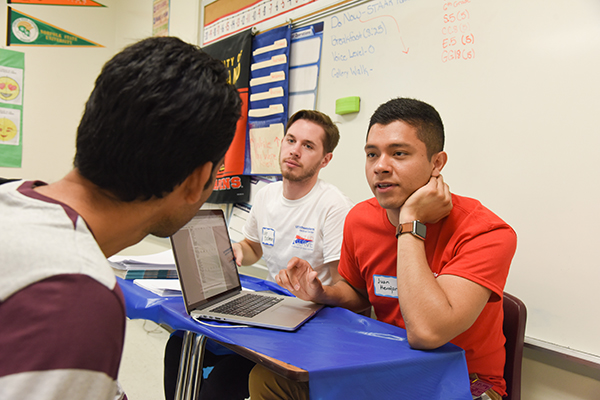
[
  {"x1": 0, "y1": 48, "x2": 25, "y2": 168},
  {"x1": 7, "y1": 0, "x2": 105, "y2": 6},
  {"x1": 152, "y1": 0, "x2": 169, "y2": 37},
  {"x1": 7, "y1": 8, "x2": 103, "y2": 47}
]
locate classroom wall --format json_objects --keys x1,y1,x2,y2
[
  {"x1": 0, "y1": 1, "x2": 597, "y2": 398},
  {"x1": 0, "y1": 1, "x2": 119, "y2": 181},
  {"x1": 0, "y1": 0, "x2": 197, "y2": 182}
]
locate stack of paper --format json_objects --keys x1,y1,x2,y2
[
  {"x1": 109, "y1": 250, "x2": 177, "y2": 280},
  {"x1": 133, "y1": 279, "x2": 182, "y2": 297}
]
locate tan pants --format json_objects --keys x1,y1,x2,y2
[
  {"x1": 249, "y1": 364, "x2": 503, "y2": 400},
  {"x1": 248, "y1": 364, "x2": 308, "y2": 400}
]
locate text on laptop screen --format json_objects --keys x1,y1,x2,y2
[{"x1": 171, "y1": 211, "x2": 240, "y2": 306}]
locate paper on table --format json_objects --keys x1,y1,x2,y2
[
  {"x1": 109, "y1": 249, "x2": 175, "y2": 270},
  {"x1": 133, "y1": 279, "x2": 182, "y2": 297},
  {"x1": 109, "y1": 249, "x2": 175, "y2": 264}
]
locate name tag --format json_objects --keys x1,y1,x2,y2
[
  {"x1": 373, "y1": 275, "x2": 398, "y2": 298},
  {"x1": 262, "y1": 227, "x2": 275, "y2": 247}
]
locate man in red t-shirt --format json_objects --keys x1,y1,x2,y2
[{"x1": 249, "y1": 98, "x2": 517, "y2": 400}]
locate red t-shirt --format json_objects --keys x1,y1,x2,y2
[{"x1": 339, "y1": 194, "x2": 517, "y2": 396}]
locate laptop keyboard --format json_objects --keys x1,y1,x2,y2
[{"x1": 210, "y1": 293, "x2": 284, "y2": 318}]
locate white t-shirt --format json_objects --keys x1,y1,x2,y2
[{"x1": 242, "y1": 179, "x2": 353, "y2": 284}]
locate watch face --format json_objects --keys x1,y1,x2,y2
[{"x1": 415, "y1": 221, "x2": 427, "y2": 239}]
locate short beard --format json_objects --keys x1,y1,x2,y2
[{"x1": 281, "y1": 161, "x2": 320, "y2": 182}]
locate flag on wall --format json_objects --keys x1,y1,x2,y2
[
  {"x1": 0, "y1": 48, "x2": 25, "y2": 168},
  {"x1": 7, "y1": 8, "x2": 103, "y2": 47},
  {"x1": 7, "y1": 0, "x2": 105, "y2": 6},
  {"x1": 203, "y1": 29, "x2": 252, "y2": 178},
  {"x1": 203, "y1": 29, "x2": 253, "y2": 203}
]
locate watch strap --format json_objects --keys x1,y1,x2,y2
[{"x1": 395, "y1": 220, "x2": 426, "y2": 240}]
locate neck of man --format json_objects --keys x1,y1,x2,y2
[
  {"x1": 386, "y1": 207, "x2": 401, "y2": 227},
  {"x1": 34, "y1": 170, "x2": 168, "y2": 258},
  {"x1": 281, "y1": 173, "x2": 320, "y2": 201}
]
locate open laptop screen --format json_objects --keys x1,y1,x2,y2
[{"x1": 171, "y1": 210, "x2": 241, "y2": 310}]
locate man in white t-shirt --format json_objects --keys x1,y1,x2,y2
[
  {"x1": 165, "y1": 111, "x2": 354, "y2": 400},
  {"x1": 232, "y1": 109, "x2": 354, "y2": 285}
]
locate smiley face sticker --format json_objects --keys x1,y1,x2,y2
[
  {"x1": 0, "y1": 77, "x2": 20, "y2": 102},
  {"x1": 0, "y1": 118, "x2": 18, "y2": 142},
  {"x1": 0, "y1": 65, "x2": 23, "y2": 105},
  {"x1": 0, "y1": 107, "x2": 21, "y2": 146}
]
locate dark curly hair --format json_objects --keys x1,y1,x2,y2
[{"x1": 74, "y1": 36, "x2": 242, "y2": 201}]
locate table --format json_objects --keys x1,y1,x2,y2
[{"x1": 118, "y1": 276, "x2": 472, "y2": 400}]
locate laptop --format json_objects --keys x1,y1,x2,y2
[{"x1": 170, "y1": 209, "x2": 323, "y2": 331}]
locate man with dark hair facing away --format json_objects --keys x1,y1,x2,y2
[{"x1": 0, "y1": 36, "x2": 241, "y2": 400}]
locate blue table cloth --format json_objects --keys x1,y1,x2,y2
[{"x1": 118, "y1": 276, "x2": 471, "y2": 400}]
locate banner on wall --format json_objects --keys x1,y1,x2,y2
[
  {"x1": 206, "y1": 174, "x2": 251, "y2": 204},
  {"x1": 7, "y1": 8, "x2": 103, "y2": 47},
  {"x1": 203, "y1": 29, "x2": 253, "y2": 203},
  {"x1": 203, "y1": 29, "x2": 252, "y2": 178},
  {"x1": 7, "y1": 0, "x2": 105, "y2": 6},
  {"x1": 0, "y1": 48, "x2": 25, "y2": 168}
]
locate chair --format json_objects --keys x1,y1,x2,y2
[
  {"x1": 0, "y1": 178, "x2": 19, "y2": 185},
  {"x1": 502, "y1": 292, "x2": 527, "y2": 400}
]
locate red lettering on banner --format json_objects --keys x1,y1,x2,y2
[
  {"x1": 213, "y1": 176, "x2": 243, "y2": 191},
  {"x1": 230, "y1": 177, "x2": 242, "y2": 189}
]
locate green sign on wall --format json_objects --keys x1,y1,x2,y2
[
  {"x1": 7, "y1": 8, "x2": 103, "y2": 47},
  {"x1": 0, "y1": 48, "x2": 25, "y2": 168}
]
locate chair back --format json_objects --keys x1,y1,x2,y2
[
  {"x1": 502, "y1": 292, "x2": 527, "y2": 400},
  {"x1": 0, "y1": 178, "x2": 19, "y2": 185}
]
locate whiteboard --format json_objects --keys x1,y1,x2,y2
[{"x1": 311, "y1": 0, "x2": 600, "y2": 358}]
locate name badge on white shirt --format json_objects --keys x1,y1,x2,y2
[
  {"x1": 262, "y1": 227, "x2": 275, "y2": 247},
  {"x1": 373, "y1": 275, "x2": 398, "y2": 298}
]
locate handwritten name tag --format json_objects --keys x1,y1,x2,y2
[
  {"x1": 262, "y1": 227, "x2": 275, "y2": 247},
  {"x1": 374, "y1": 275, "x2": 398, "y2": 298}
]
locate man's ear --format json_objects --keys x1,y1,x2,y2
[
  {"x1": 320, "y1": 152, "x2": 333, "y2": 169},
  {"x1": 182, "y1": 162, "x2": 214, "y2": 204},
  {"x1": 431, "y1": 151, "x2": 448, "y2": 177}
]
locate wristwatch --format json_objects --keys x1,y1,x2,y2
[{"x1": 395, "y1": 220, "x2": 426, "y2": 240}]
